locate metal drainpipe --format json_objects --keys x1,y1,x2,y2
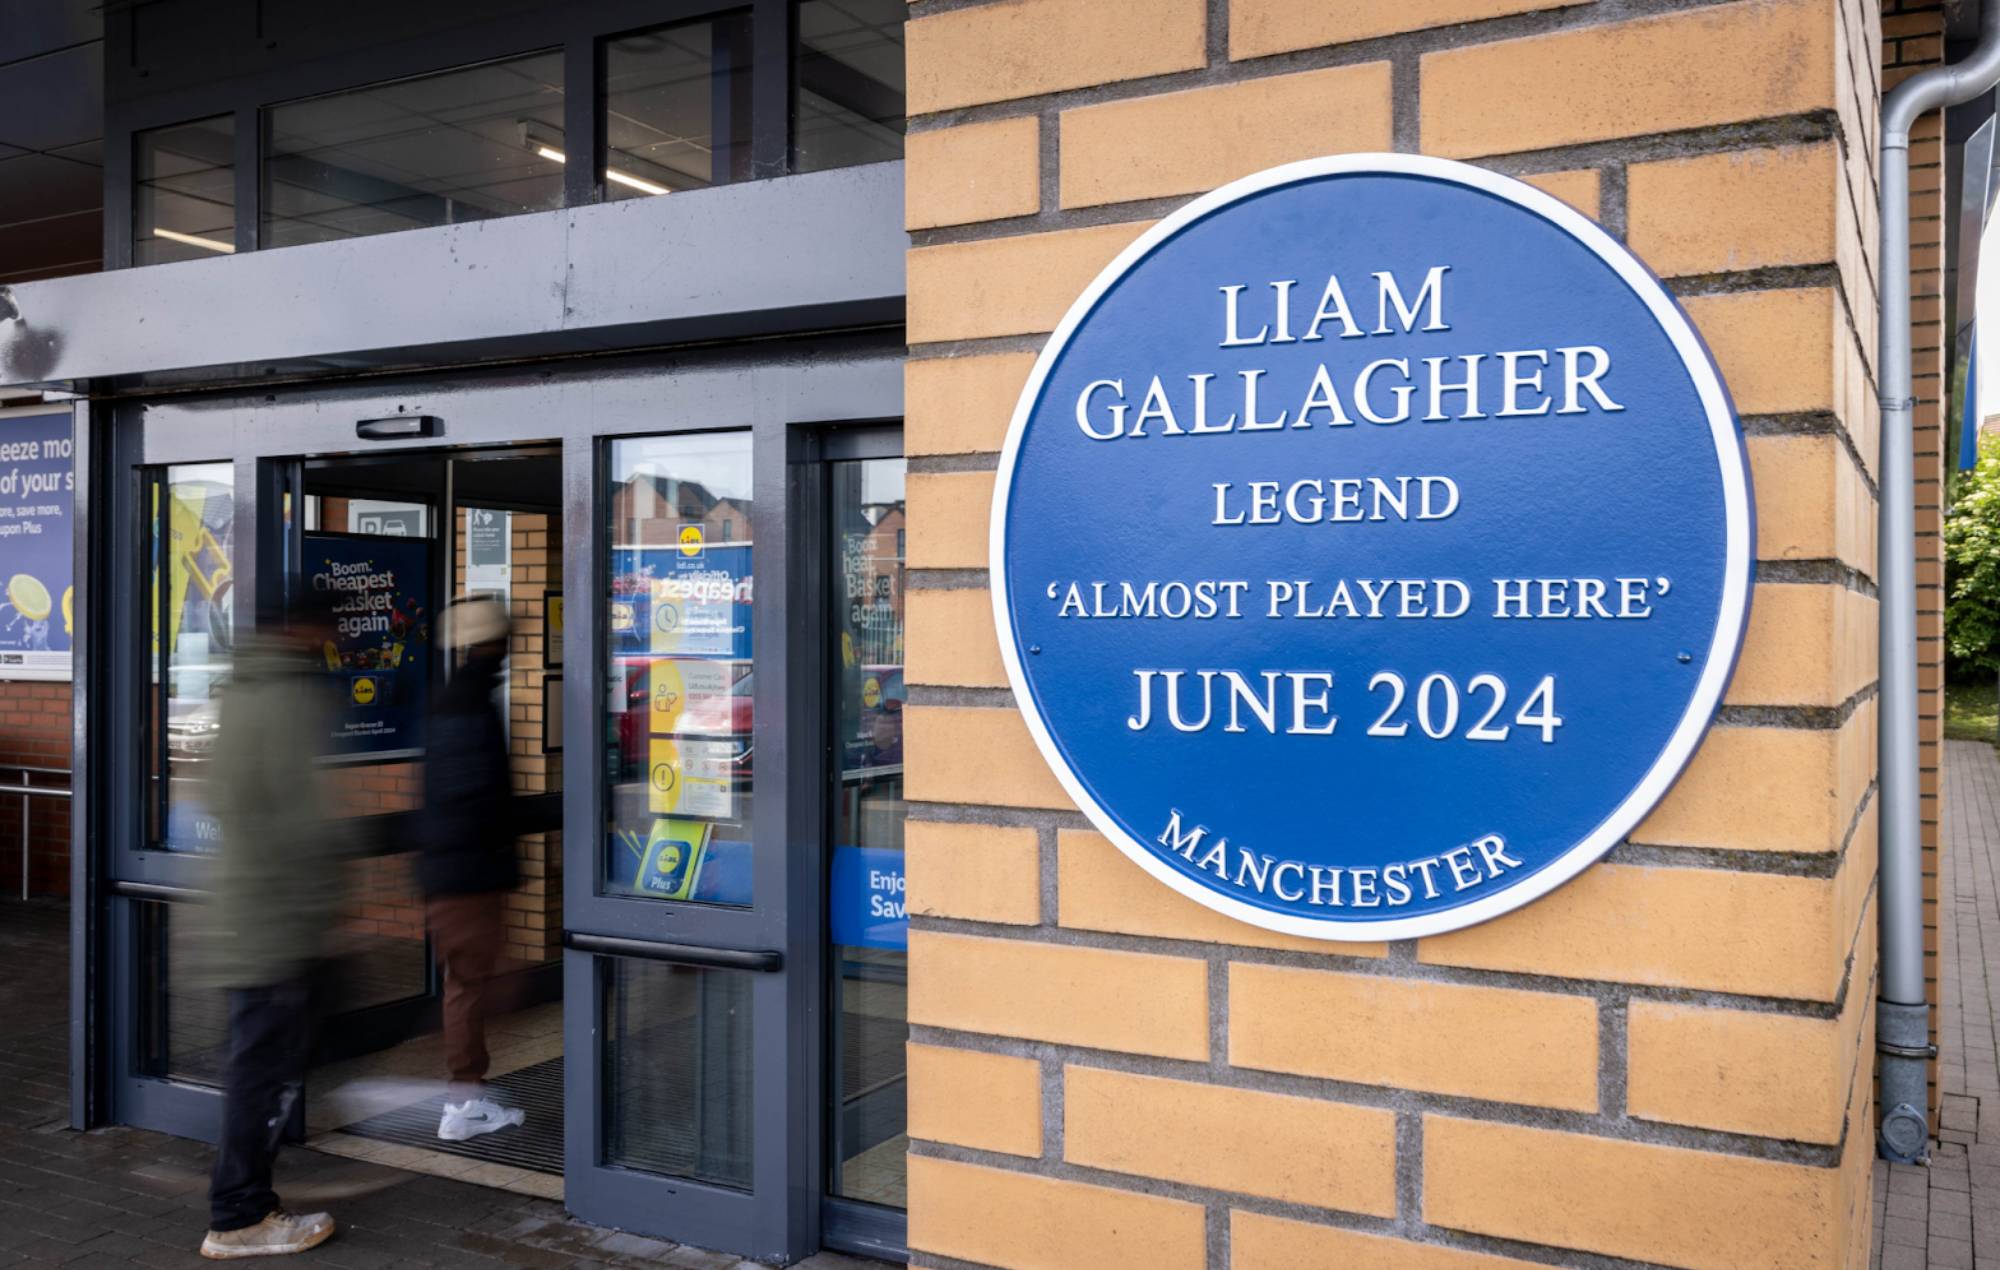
[{"x1": 1879, "y1": 0, "x2": 2000, "y2": 1163}]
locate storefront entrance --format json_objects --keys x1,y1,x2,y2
[{"x1": 82, "y1": 335, "x2": 908, "y2": 1263}]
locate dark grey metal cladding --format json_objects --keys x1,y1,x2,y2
[{"x1": 0, "y1": 160, "x2": 905, "y2": 393}]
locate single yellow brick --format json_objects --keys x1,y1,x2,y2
[
  {"x1": 1635, "y1": 706, "x2": 1873, "y2": 854},
  {"x1": 1232, "y1": 0, "x2": 1593, "y2": 60},
  {"x1": 905, "y1": 471, "x2": 993, "y2": 571},
  {"x1": 1421, "y1": 0, "x2": 1836, "y2": 159},
  {"x1": 1520, "y1": 168, "x2": 1601, "y2": 219},
  {"x1": 1627, "y1": 145, "x2": 1840, "y2": 277},
  {"x1": 908, "y1": 930, "x2": 1209, "y2": 1059},
  {"x1": 1747, "y1": 434, "x2": 1875, "y2": 575},
  {"x1": 906, "y1": 587, "x2": 1007, "y2": 689},
  {"x1": 908, "y1": 1155, "x2": 1205, "y2": 1270},
  {"x1": 907, "y1": 1043, "x2": 1043, "y2": 1155},
  {"x1": 1058, "y1": 63, "x2": 1393, "y2": 209},
  {"x1": 1422, "y1": 1116, "x2": 1841, "y2": 1268},
  {"x1": 906, "y1": 351, "x2": 1037, "y2": 456},
  {"x1": 1230, "y1": 964, "x2": 1598, "y2": 1111},
  {"x1": 906, "y1": 820, "x2": 1040, "y2": 924},
  {"x1": 1417, "y1": 860, "x2": 1849, "y2": 1001},
  {"x1": 1232, "y1": 1212, "x2": 1551, "y2": 1270},
  {"x1": 1065, "y1": 1066, "x2": 1396, "y2": 1213},
  {"x1": 1057, "y1": 829, "x2": 1388, "y2": 956},
  {"x1": 906, "y1": 705, "x2": 1073, "y2": 811},
  {"x1": 1625, "y1": 991, "x2": 1867, "y2": 1144},
  {"x1": 907, "y1": 118, "x2": 1042, "y2": 230},
  {"x1": 1681, "y1": 288, "x2": 1838, "y2": 417},
  {"x1": 908, "y1": 220, "x2": 1153, "y2": 343},
  {"x1": 1727, "y1": 584, "x2": 1877, "y2": 708},
  {"x1": 907, "y1": 0, "x2": 1206, "y2": 114}
]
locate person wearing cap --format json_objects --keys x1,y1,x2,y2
[{"x1": 418, "y1": 594, "x2": 527, "y2": 1142}]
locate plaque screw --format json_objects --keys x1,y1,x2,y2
[
  {"x1": 1676, "y1": 651, "x2": 1693, "y2": 664},
  {"x1": 1030, "y1": 645, "x2": 1042, "y2": 655}
]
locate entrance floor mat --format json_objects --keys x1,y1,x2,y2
[{"x1": 340, "y1": 1055, "x2": 563, "y2": 1175}]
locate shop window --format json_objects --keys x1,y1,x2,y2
[
  {"x1": 603, "y1": 433, "x2": 754, "y2": 907},
  {"x1": 261, "y1": 50, "x2": 565, "y2": 249},
  {"x1": 793, "y1": 0, "x2": 905, "y2": 174},
  {"x1": 603, "y1": 13, "x2": 755, "y2": 198},
  {"x1": 603, "y1": 958, "x2": 754, "y2": 1187},
  {"x1": 135, "y1": 116, "x2": 237, "y2": 263},
  {"x1": 146, "y1": 463, "x2": 236, "y2": 852}
]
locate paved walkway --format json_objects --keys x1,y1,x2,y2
[
  {"x1": 1874, "y1": 739, "x2": 2000, "y2": 1270},
  {"x1": 0, "y1": 901, "x2": 878, "y2": 1270}
]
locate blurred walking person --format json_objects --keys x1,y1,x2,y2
[
  {"x1": 199, "y1": 591, "x2": 346, "y2": 1259},
  {"x1": 419, "y1": 595, "x2": 527, "y2": 1141}
]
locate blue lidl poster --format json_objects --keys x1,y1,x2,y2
[
  {"x1": 306, "y1": 533, "x2": 431, "y2": 758},
  {"x1": 609, "y1": 541, "x2": 753, "y2": 660},
  {"x1": 0, "y1": 409, "x2": 74, "y2": 679},
  {"x1": 992, "y1": 156, "x2": 1752, "y2": 942},
  {"x1": 830, "y1": 846, "x2": 906, "y2": 950}
]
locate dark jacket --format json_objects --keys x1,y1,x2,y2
[
  {"x1": 199, "y1": 637, "x2": 350, "y2": 989},
  {"x1": 416, "y1": 652, "x2": 520, "y2": 897}
]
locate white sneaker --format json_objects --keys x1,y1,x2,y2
[{"x1": 438, "y1": 1097, "x2": 526, "y2": 1142}]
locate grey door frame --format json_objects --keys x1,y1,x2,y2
[{"x1": 88, "y1": 330, "x2": 903, "y2": 1263}]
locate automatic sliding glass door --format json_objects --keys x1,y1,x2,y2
[{"x1": 819, "y1": 431, "x2": 908, "y2": 1257}]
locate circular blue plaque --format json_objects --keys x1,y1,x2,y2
[{"x1": 991, "y1": 155, "x2": 1752, "y2": 941}]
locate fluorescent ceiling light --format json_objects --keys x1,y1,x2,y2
[
  {"x1": 153, "y1": 227, "x2": 236, "y2": 254},
  {"x1": 532, "y1": 143, "x2": 671, "y2": 197}
]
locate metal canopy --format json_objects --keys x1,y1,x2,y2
[{"x1": 0, "y1": 160, "x2": 905, "y2": 394}]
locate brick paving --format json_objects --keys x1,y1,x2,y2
[
  {"x1": 0, "y1": 901, "x2": 883, "y2": 1269},
  {"x1": 1874, "y1": 739, "x2": 2000, "y2": 1270}
]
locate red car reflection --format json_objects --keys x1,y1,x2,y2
[{"x1": 616, "y1": 659, "x2": 754, "y2": 779}]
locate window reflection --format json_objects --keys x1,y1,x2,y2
[
  {"x1": 603, "y1": 14, "x2": 754, "y2": 196},
  {"x1": 136, "y1": 116, "x2": 237, "y2": 263},
  {"x1": 151, "y1": 463, "x2": 236, "y2": 852},
  {"x1": 794, "y1": 0, "x2": 906, "y2": 173},
  {"x1": 827, "y1": 455, "x2": 906, "y2": 1209},
  {"x1": 604, "y1": 959, "x2": 753, "y2": 1187},
  {"x1": 262, "y1": 51, "x2": 565, "y2": 248},
  {"x1": 603, "y1": 434, "x2": 755, "y2": 906}
]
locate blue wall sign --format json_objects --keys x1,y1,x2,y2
[
  {"x1": 830, "y1": 845, "x2": 907, "y2": 950},
  {"x1": 0, "y1": 409, "x2": 74, "y2": 679},
  {"x1": 992, "y1": 155, "x2": 1753, "y2": 941}
]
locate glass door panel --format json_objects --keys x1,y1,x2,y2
[
  {"x1": 147, "y1": 463, "x2": 238, "y2": 853},
  {"x1": 825, "y1": 453, "x2": 907, "y2": 1212},
  {"x1": 602, "y1": 433, "x2": 755, "y2": 908}
]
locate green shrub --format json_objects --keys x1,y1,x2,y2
[{"x1": 1946, "y1": 433, "x2": 2000, "y2": 678}]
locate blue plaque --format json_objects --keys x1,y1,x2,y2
[{"x1": 991, "y1": 155, "x2": 1753, "y2": 940}]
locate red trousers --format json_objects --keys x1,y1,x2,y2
[{"x1": 427, "y1": 891, "x2": 508, "y2": 1091}]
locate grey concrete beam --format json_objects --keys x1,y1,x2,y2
[{"x1": 0, "y1": 160, "x2": 905, "y2": 393}]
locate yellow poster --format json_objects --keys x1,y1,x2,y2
[
  {"x1": 648, "y1": 658, "x2": 733, "y2": 735},
  {"x1": 647, "y1": 736, "x2": 734, "y2": 818}
]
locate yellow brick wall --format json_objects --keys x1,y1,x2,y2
[{"x1": 902, "y1": 1, "x2": 1884, "y2": 1267}]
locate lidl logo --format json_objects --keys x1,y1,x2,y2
[
  {"x1": 654, "y1": 843, "x2": 683, "y2": 876},
  {"x1": 351, "y1": 677, "x2": 377, "y2": 706},
  {"x1": 610, "y1": 601, "x2": 635, "y2": 632},
  {"x1": 678, "y1": 525, "x2": 704, "y2": 558},
  {"x1": 862, "y1": 676, "x2": 881, "y2": 709}
]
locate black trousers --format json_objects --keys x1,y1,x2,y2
[{"x1": 208, "y1": 978, "x2": 316, "y2": 1232}]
